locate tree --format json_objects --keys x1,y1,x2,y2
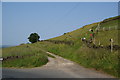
[
  {"x1": 28, "y1": 33, "x2": 40, "y2": 43},
  {"x1": 64, "y1": 33, "x2": 66, "y2": 35}
]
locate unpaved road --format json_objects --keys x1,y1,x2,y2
[{"x1": 2, "y1": 52, "x2": 114, "y2": 78}]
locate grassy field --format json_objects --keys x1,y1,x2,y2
[
  {"x1": 2, "y1": 44, "x2": 48, "y2": 68},
  {"x1": 2, "y1": 16, "x2": 120, "y2": 77},
  {"x1": 35, "y1": 16, "x2": 120, "y2": 77}
]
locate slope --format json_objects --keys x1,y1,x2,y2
[{"x1": 38, "y1": 16, "x2": 120, "y2": 77}]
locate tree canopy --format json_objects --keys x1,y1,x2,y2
[{"x1": 28, "y1": 33, "x2": 40, "y2": 43}]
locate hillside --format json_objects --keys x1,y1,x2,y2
[
  {"x1": 37, "y1": 16, "x2": 120, "y2": 77},
  {"x1": 2, "y1": 16, "x2": 120, "y2": 77},
  {"x1": 2, "y1": 44, "x2": 48, "y2": 68}
]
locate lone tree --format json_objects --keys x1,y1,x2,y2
[{"x1": 28, "y1": 33, "x2": 40, "y2": 43}]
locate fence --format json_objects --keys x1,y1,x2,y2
[
  {"x1": 81, "y1": 23, "x2": 119, "y2": 52},
  {"x1": 40, "y1": 40, "x2": 74, "y2": 45}
]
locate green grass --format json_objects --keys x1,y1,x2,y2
[
  {"x1": 47, "y1": 54, "x2": 55, "y2": 58},
  {"x1": 3, "y1": 44, "x2": 38, "y2": 57},
  {"x1": 2, "y1": 16, "x2": 119, "y2": 77},
  {"x1": 0, "y1": 55, "x2": 1, "y2": 67},
  {"x1": 35, "y1": 16, "x2": 120, "y2": 78},
  {"x1": 3, "y1": 53, "x2": 48, "y2": 68},
  {"x1": 2, "y1": 44, "x2": 48, "y2": 68},
  {"x1": 0, "y1": 48, "x2": 2, "y2": 57},
  {"x1": 94, "y1": 30, "x2": 118, "y2": 46}
]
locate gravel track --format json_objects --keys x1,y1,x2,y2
[{"x1": 2, "y1": 52, "x2": 114, "y2": 78}]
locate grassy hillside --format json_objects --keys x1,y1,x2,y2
[
  {"x1": 2, "y1": 16, "x2": 119, "y2": 77},
  {"x1": 37, "y1": 16, "x2": 120, "y2": 77},
  {"x1": 2, "y1": 44, "x2": 48, "y2": 68}
]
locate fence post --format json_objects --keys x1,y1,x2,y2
[
  {"x1": 99, "y1": 41, "x2": 101, "y2": 45},
  {"x1": 115, "y1": 26, "x2": 117, "y2": 30},
  {"x1": 110, "y1": 39, "x2": 113, "y2": 52},
  {"x1": 95, "y1": 22, "x2": 100, "y2": 32},
  {"x1": 109, "y1": 27, "x2": 111, "y2": 31},
  {"x1": 93, "y1": 38, "x2": 95, "y2": 44},
  {"x1": 103, "y1": 27, "x2": 105, "y2": 31}
]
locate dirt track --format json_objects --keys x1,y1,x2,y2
[{"x1": 2, "y1": 52, "x2": 114, "y2": 78}]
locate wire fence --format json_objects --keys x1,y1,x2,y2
[
  {"x1": 96, "y1": 26, "x2": 119, "y2": 32},
  {"x1": 81, "y1": 23, "x2": 120, "y2": 52}
]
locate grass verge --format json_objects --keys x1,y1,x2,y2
[{"x1": 2, "y1": 44, "x2": 48, "y2": 68}]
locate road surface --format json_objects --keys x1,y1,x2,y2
[{"x1": 2, "y1": 52, "x2": 114, "y2": 78}]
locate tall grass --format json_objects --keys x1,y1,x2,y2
[
  {"x1": 37, "y1": 16, "x2": 120, "y2": 77},
  {"x1": 2, "y1": 16, "x2": 119, "y2": 77},
  {"x1": 2, "y1": 44, "x2": 48, "y2": 68},
  {"x1": 3, "y1": 53, "x2": 48, "y2": 68},
  {"x1": 0, "y1": 49, "x2": 2, "y2": 67},
  {"x1": 39, "y1": 40, "x2": 119, "y2": 77}
]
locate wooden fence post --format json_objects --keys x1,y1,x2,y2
[
  {"x1": 95, "y1": 22, "x2": 100, "y2": 32},
  {"x1": 110, "y1": 39, "x2": 113, "y2": 52},
  {"x1": 109, "y1": 27, "x2": 111, "y2": 31},
  {"x1": 93, "y1": 38, "x2": 95, "y2": 44},
  {"x1": 103, "y1": 27, "x2": 105, "y2": 31},
  {"x1": 99, "y1": 41, "x2": 101, "y2": 46},
  {"x1": 115, "y1": 26, "x2": 117, "y2": 30}
]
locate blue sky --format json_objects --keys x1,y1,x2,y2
[
  {"x1": 0, "y1": 1, "x2": 2, "y2": 47},
  {"x1": 2, "y1": 2, "x2": 118, "y2": 45}
]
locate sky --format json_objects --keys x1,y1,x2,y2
[
  {"x1": 2, "y1": 2, "x2": 118, "y2": 46},
  {"x1": 0, "y1": 1, "x2": 2, "y2": 47}
]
